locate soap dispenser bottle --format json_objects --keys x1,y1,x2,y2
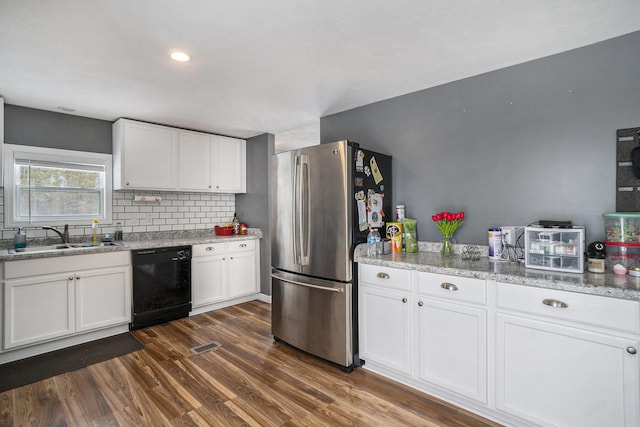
[{"x1": 14, "y1": 227, "x2": 26, "y2": 250}]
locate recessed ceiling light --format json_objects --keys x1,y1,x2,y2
[{"x1": 170, "y1": 51, "x2": 191, "y2": 62}]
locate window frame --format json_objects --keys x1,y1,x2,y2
[{"x1": 3, "y1": 144, "x2": 113, "y2": 227}]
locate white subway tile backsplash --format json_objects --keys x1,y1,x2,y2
[{"x1": 0, "y1": 190, "x2": 234, "y2": 247}]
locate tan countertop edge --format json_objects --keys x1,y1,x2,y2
[
  {"x1": 0, "y1": 230, "x2": 262, "y2": 262},
  {"x1": 354, "y1": 244, "x2": 640, "y2": 301}
]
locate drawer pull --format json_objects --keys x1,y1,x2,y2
[
  {"x1": 542, "y1": 298, "x2": 568, "y2": 308},
  {"x1": 240, "y1": 243, "x2": 247, "y2": 248},
  {"x1": 440, "y1": 282, "x2": 458, "y2": 291},
  {"x1": 418, "y1": 301, "x2": 424, "y2": 307},
  {"x1": 377, "y1": 272, "x2": 390, "y2": 279},
  {"x1": 402, "y1": 297, "x2": 407, "y2": 303},
  {"x1": 628, "y1": 347, "x2": 637, "y2": 355},
  {"x1": 205, "y1": 247, "x2": 214, "y2": 251}
]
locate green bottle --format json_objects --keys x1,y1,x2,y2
[{"x1": 14, "y1": 227, "x2": 26, "y2": 249}]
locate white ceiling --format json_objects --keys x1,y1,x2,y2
[{"x1": 1, "y1": 0, "x2": 640, "y2": 140}]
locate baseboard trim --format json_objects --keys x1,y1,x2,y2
[{"x1": 256, "y1": 293, "x2": 272, "y2": 304}]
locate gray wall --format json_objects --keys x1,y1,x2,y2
[
  {"x1": 321, "y1": 31, "x2": 640, "y2": 245},
  {"x1": 236, "y1": 133, "x2": 275, "y2": 295},
  {"x1": 5, "y1": 105, "x2": 112, "y2": 153}
]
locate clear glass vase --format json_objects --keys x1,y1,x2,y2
[{"x1": 441, "y1": 233, "x2": 455, "y2": 257}]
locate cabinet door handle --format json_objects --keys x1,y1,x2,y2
[
  {"x1": 68, "y1": 276, "x2": 74, "y2": 281},
  {"x1": 76, "y1": 275, "x2": 80, "y2": 280},
  {"x1": 402, "y1": 297, "x2": 407, "y2": 303},
  {"x1": 440, "y1": 282, "x2": 458, "y2": 291},
  {"x1": 628, "y1": 347, "x2": 637, "y2": 355},
  {"x1": 205, "y1": 247, "x2": 214, "y2": 251},
  {"x1": 417, "y1": 301, "x2": 424, "y2": 307},
  {"x1": 542, "y1": 298, "x2": 568, "y2": 308},
  {"x1": 377, "y1": 272, "x2": 390, "y2": 279},
  {"x1": 240, "y1": 244, "x2": 247, "y2": 248},
  {"x1": 126, "y1": 182, "x2": 130, "y2": 186}
]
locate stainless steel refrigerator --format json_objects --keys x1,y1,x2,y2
[{"x1": 270, "y1": 140, "x2": 392, "y2": 371}]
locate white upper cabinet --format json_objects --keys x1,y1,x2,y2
[
  {"x1": 113, "y1": 119, "x2": 178, "y2": 190},
  {"x1": 213, "y1": 135, "x2": 246, "y2": 193},
  {"x1": 113, "y1": 118, "x2": 246, "y2": 193},
  {"x1": 179, "y1": 130, "x2": 213, "y2": 191}
]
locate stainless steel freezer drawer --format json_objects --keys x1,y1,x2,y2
[{"x1": 271, "y1": 270, "x2": 353, "y2": 368}]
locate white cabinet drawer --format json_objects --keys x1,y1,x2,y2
[
  {"x1": 4, "y1": 251, "x2": 130, "y2": 279},
  {"x1": 192, "y1": 243, "x2": 226, "y2": 257},
  {"x1": 193, "y1": 240, "x2": 255, "y2": 257},
  {"x1": 417, "y1": 272, "x2": 486, "y2": 305},
  {"x1": 497, "y1": 282, "x2": 640, "y2": 334},
  {"x1": 227, "y1": 239, "x2": 255, "y2": 253},
  {"x1": 359, "y1": 264, "x2": 411, "y2": 291}
]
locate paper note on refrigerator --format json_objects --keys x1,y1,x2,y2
[
  {"x1": 357, "y1": 199, "x2": 367, "y2": 231},
  {"x1": 367, "y1": 193, "x2": 384, "y2": 227},
  {"x1": 370, "y1": 156, "x2": 383, "y2": 184}
]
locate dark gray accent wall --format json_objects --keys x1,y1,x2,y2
[
  {"x1": 321, "y1": 31, "x2": 640, "y2": 245},
  {"x1": 5, "y1": 105, "x2": 112, "y2": 153},
  {"x1": 236, "y1": 133, "x2": 275, "y2": 295}
]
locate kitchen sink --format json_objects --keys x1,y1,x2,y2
[{"x1": 8, "y1": 241, "x2": 123, "y2": 254}]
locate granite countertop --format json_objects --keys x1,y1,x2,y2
[
  {"x1": 0, "y1": 229, "x2": 262, "y2": 262},
  {"x1": 355, "y1": 245, "x2": 640, "y2": 302}
]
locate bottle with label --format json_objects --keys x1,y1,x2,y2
[
  {"x1": 232, "y1": 213, "x2": 240, "y2": 235},
  {"x1": 114, "y1": 222, "x2": 123, "y2": 241},
  {"x1": 367, "y1": 227, "x2": 381, "y2": 256},
  {"x1": 14, "y1": 227, "x2": 26, "y2": 250},
  {"x1": 489, "y1": 228, "x2": 503, "y2": 259},
  {"x1": 396, "y1": 205, "x2": 406, "y2": 251}
]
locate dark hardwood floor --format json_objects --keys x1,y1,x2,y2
[{"x1": 0, "y1": 301, "x2": 501, "y2": 426}]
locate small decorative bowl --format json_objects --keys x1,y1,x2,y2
[{"x1": 215, "y1": 225, "x2": 233, "y2": 236}]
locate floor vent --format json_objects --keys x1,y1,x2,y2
[{"x1": 190, "y1": 341, "x2": 222, "y2": 355}]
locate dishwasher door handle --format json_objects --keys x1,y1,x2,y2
[{"x1": 270, "y1": 273, "x2": 344, "y2": 293}]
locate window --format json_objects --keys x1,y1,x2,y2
[{"x1": 4, "y1": 144, "x2": 112, "y2": 227}]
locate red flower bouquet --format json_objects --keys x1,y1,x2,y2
[{"x1": 432, "y1": 211, "x2": 464, "y2": 256}]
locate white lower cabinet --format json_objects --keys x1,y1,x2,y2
[
  {"x1": 227, "y1": 248, "x2": 258, "y2": 299},
  {"x1": 192, "y1": 244, "x2": 226, "y2": 306},
  {"x1": 3, "y1": 252, "x2": 131, "y2": 351},
  {"x1": 4, "y1": 273, "x2": 75, "y2": 349},
  {"x1": 359, "y1": 266, "x2": 487, "y2": 404},
  {"x1": 75, "y1": 266, "x2": 131, "y2": 332},
  {"x1": 359, "y1": 262, "x2": 640, "y2": 427},
  {"x1": 416, "y1": 272, "x2": 487, "y2": 404},
  {"x1": 192, "y1": 239, "x2": 260, "y2": 312},
  {"x1": 360, "y1": 283, "x2": 412, "y2": 375},
  {"x1": 495, "y1": 282, "x2": 640, "y2": 427}
]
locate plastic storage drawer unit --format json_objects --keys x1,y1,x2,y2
[{"x1": 525, "y1": 226, "x2": 585, "y2": 273}]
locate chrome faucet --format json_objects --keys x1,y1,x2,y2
[{"x1": 42, "y1": 224, "x2": 69, "y2": 244}]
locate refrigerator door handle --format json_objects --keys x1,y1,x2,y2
[
  {"x1": 270, "y1": 273, "x2": 344, "y2": 293},
  {"x1": 293, "y1": 155, "x2": 302, "y2": 265},
  {"x1": 293, "y1": 154, "x2": 310, "y2": 266},
  {"x1": 300, "y1": 155, "x2": 310, "y2": 265}
]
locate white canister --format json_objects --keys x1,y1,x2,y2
[{"x1": 489, "y1": 228, "x2": 503, "y2": 259}]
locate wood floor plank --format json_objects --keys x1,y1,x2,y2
[
  {"x1": 0, "y1": 390, "x2": 14, "y2": 426},
  {"x1": 0, "y1": 300, "x2": 502, "y2": 427},
  {"x1": 53, "y1": 369, "x2": 111, "y2": 426}
]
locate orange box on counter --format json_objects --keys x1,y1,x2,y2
[{"x1": 386, "y1": 222, "x2": 403, "y2": 253}]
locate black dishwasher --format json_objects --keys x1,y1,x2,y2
[{"x1": 130, "y1": 246, "x2": 192, "y2": 330}]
